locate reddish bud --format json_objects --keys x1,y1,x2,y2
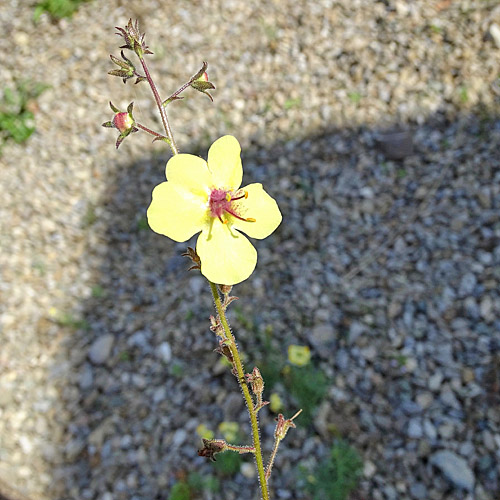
[{"x1": 113, "y1": 112, "x2": 134, "y2": 133}]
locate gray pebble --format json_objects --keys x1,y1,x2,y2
[
  {"x1": 88, "y1": 334, "x2": 114, "y2": 364},
  {"x1": 430, "y1": 450, "x2": 475, "y2": 491}
]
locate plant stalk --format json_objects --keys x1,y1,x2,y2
[
  {"x1": 138, "y1": 56, "x2": 179, "y2": 155},
  {"x1": 209, "y1": 281, "x2": 270, "y2": 500}
]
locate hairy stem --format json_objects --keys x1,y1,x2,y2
[
  {"x1": 138, "y1": 56, "x2": 179, "y2": 155},
  {"x1": 135, "y1": 122, "x2": 170, "y2": 142},
  {"x1": 209, "y1": 281, "x2": 270, "y2": 500}
]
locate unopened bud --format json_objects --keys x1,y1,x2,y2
[
  {"x1": 197, "y1": 71, "x2": 209, "y2": 82},
  {"x1": 102, "y1": 101, "x2": 138, "y2": 149},
  {"x1": 113, "y1": 112, "x2": 134, "y2": 133},
  {"x1": 246, "y1": 367, "x2": 264, "y2": 398}
]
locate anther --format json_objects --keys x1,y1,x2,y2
[
  {"x1": 230, "y1": 190, "x2": 248, "y2": 201},
  {"x1": 225, "y1": 193, "x2": 231, "y2": 202},
  {"x1": 246, "y1": 217, "x2": 256, "y2": 222}
]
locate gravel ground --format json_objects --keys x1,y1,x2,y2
[{"x1": 1, "y1": 0, "x2": 500, "y2": 499}]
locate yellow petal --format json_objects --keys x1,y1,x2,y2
[
  {"x1": 288, "y1": 345, "x2": 311, "y2": 367},
  {"x1": 166, "y1": 153, "x2": 213, "y2": 196},
  {"x1": 147, "y1": 182, "x2": 208, "y2": 242},
  {"x1": 207, "y1": 135, "x2": 242, "y2": 190},
  {"x1": 196, "y1": 220, "x2": 257, "y2": 285},
  {"x1": 231, "y1": 183, "x2": 282, "y2": 239}
]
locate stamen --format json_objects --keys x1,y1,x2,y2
[
  {"x1": 218, "y1": 215, "x2": 228, "y2": 225},
  {"x1": 225, "y1": 208, "x2": 256, "y2": 223},
  {"x1": 230, "y1": 190, "x2": 248, "y2": 201},
  {"x1": 225, "y1": 193, "x2": 231, "y2": 202}
]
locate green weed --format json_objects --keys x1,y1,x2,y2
[
  {"x1": 0, "y1": 81, "x2": 47, "y2": 149},
  {"x1": 213, "y1": 451, "x2": 242, "y2": 476},
  {"x1": 284, "y1": 364, "x2": 328, "y2": 425},
  {"x1": 284, "y1": 97, "x2": 301, "y2": 110},
  {"x1": 305, "y1": 440, "x2": 363, "y2": 500},
  {"x1": 34, "y1": 0, "x2": 91, "y2": 20},
  {"x1": 347, "y1": 92, "x2": 361, "y2": 104},
  {"x1": 168, "y1": 473, "x2": 219, "y2": 500}
]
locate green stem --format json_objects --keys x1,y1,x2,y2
[{"x1": 208, "y1": 281, "x2": 270, "y2": 500}]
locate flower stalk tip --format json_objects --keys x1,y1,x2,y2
[{"x1": 115, "y1": 18, "x2": 153, "y2": 58}]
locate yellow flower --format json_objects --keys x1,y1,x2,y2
[
  {"x1": 269, "y1": 392, "x2": 283, "y2": 413},
  {"x1": 288, "y1": 344, "x2": 311, "y2": 367},
  {"x1": 196, "y1": 423, "x2": 214, "y2": 440},
  {"x1": 147, "y1": 136, "x2": 282, "y2": 285}
]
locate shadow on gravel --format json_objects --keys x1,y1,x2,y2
[{"x1": 44, "y1": 109, "x2": 499, "y2": 499}]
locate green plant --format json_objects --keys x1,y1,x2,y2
[
  {"x1": 168, "y1": 481, "x2": 191, "y2": 500},
  {"x1": 0, "y1": 82, "x2": 47, "y2": 149},
  {"x1": 347, "y1": 91, "x2": 361, "y2": 104},
  {"x1": 34, "y1": 0, "x2": 91, "y2": 20},
  {"x1": 284, "y1": 97, "x2": 301, "y2": 110},
  {"x1": 214, "y1": 451, "x2": 243, "y2": 476},
  {"x1": 168, "y1": 473, "x2": 219, "y2": 499},
  {"x1": 284, "y1": 365, "x2": 328, "y2": 425},
  {"x1": 305, "y1": 441, "x2": 363, "y2": 500}
]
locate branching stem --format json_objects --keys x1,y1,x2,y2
[
  {"x1": 138, "y1": 56, "x2": 179, "y2": 155},
  {"x1": 209, "y1": 281, "x2": 270, "y2": 500}
]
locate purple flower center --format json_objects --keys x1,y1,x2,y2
[{"x1": 208, "y1": 188, "x2": 255, "y2": 225}]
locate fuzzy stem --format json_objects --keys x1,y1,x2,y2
[
  {"x1": 138, "y1": 56, "x2": 179, "y2": 155},
  {"x1": 164, "y1": 80, "x2": 192, "y2": 104},
  {"x1": 226, "y1": 443, "x2": 256, "y2": 454},
  {"x1": 265, "y1": 439, "x2": 280, "y2": 482},
  {"x1": 135, "y1": 122, "x2": 170, "y2": 142},
  {"x1": 208, "y1": 281, "x2": 270, "y2": 500}
]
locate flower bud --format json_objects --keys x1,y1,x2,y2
[
  {"x1": 102, "y1": 101, "x2": 138, "y2": 149},
  {"x1": 113, "y1": 111, "x2": 134, "y2": 134},
  {"x1": 246, "y1": 366, "x2": 264, "y2": 398}
]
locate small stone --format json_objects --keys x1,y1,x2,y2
[
  {"x1": 89, "y1": 334, "x2": 114, "y2": 364},
  {"x1": 438, "y1": 423, "x2": 455, "y2": 439},
  {"x1": 241, "y1": 462, "x2": 256, "y2": 478},
  {"x1": 430, "y1": 450, "x2": 475, "y2": 491},
  {"x1": 423, "y1": 419, "x2": 437, "y2": 441},
  {"x1": 310, "y1": 323, "x2": 335, "y2": 351},
  {"x1": 409, "y1": 482, "x2": 427, "y2": 499},
  {"x1": 480, "y1": 296, "x2": 494, "y2": 322},
  {"x1": 157, "y1": 342, "x2": 172, "y2": 363},
  {"x1": 462, "y1": 367, "x2": 475, "y2": 383},
  {"x1": 171, "y1": 429, "x2": 187, "y2": 448},
  {"x1": 79, "y1": 364, "x2": 93, "y2": 390},
  {"x1": 348, "y1": 321, "x2": 365, "y2": 345},
  {"x1": 458, "y1": 272, "x2": 476, "y2": 297},
  {"x1": 364, "y1": 460, "x2": 376, "y2": 478},
  {"x1": 407, "y1": 418, "x2": 423, "y2": 438},
  {"x1": 489, "y1": 23, "x2": 500, "y2": 49},
  {"x1": 153, "y1": 386, "x2": 167, "y2": 403},
  {"x1": 416, "y1": 392, "x2": 433, "y2": 409},
  {"x1": 429, "y1": 372, "x2": 444, "y2": 391},
  {"x1": 65, "y1": 438, "x2": 85, "y2": 460},
  {"x1": 440, "y1": 389, "x2": 461, "y2": 410}
]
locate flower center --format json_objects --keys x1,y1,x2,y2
[{"x1": 208, "y1": 188, "x2": 256, "y2": 225}]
